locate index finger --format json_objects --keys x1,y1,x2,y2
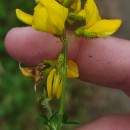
[{"x1": 5, "y1": 27, "x2": 130, "y2": 95}]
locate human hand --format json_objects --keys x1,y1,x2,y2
[{"x1": 5, "y1": 27, "x2": 130, "y2": 130}]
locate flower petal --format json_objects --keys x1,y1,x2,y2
[
  {"x1": 52, "y1": 73, "x2": 62, "y2": 96},
  {"x1": 16, "y1": 9, "x2": 33, "y2": 25},
  {"x1": 77, "y1": 9, "x2": 86, "y2": 19},
  {"x1": 71, "y1": 0, "x2": 81, "y2": 13},
  {"x1": 84, "y1": 19, "x2": 122, "y2": 37},
  {"x1": 47, "y1": 69, "x2": 56, "y2": 98},
  {"x1": 34, "y1": 0, "x2": 68, "y2": 35},
  {"x1": 19, "y1": 63, "x2": 35, "y2": 77},
  {"x1": 84, "y1": 0, "x2": 101, "y2": 28},
  {"x1": 32, "y1": 3, "x2": 48, "y2": 32},
  {"x1": 67, "y1": 60, "x2": 79, "y2": 78},
  {"x1": 56, "y1": 81, "x2": 62, "y2": 99}
]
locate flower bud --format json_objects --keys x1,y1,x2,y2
[
  {"x1": 16, "y1": 0, "x2": 68, "y2": 35},
  {"x1": 47, "y1": 69, "x2": 62, "y2": 99}
]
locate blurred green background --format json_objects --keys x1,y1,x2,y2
[{"x1": 0, "y1": 0, "x2": 130, "y2": 130}]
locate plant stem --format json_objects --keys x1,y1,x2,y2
[
  {"x1": 56, "y1": 32, "x2": 75, "y2": 130},
  {"x1": 57, "y1": 33, "x2": 68, "y2": 130},
  {"x1": 67, "y1": 33, "x2": 76, "y2": 43},
  {"x1": 45, "y1": 99, "x2": 52, "y2": 116}
]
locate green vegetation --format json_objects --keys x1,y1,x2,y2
[{"x1": 0, "y1": 0, "x2": 37, "y2": 129}]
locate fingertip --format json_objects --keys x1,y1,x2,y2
[
  {"x1": 4, "y1": 27, "x2": 83, "y2": 66},
  {"x1": 5, "y1": 27, "x2": 62, "y2": 65},
  {"x1": 5, "y1": 27, "x2": 22, "y2": 62},
  {"x1": 5, "y1": 27, "x2": 19, "y2": 53},
  {"x1": 77, "y1": 114, "x2": 130, "y2": 130},
  {"x1": 5, "y1": 27, "x2": 34, "y2": 65}
]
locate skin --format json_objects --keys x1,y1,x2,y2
[{"x1": 5, "y1": 27, "x2": 130, "y2": 130}]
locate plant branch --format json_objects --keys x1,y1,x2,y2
[{"x1": 57, "y1": 31, "x2": 68, "y2": 130}]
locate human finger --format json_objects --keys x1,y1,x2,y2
[
  {"x1": 5, "y1": 27, "x2": 130, "y2": 95},
  {"x1": 76, "y1": 114, "x2": 130, "y2": 130}
]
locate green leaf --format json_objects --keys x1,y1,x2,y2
[
  {"x1": 49, "y1": 111, "x2": 58, "y2": 129},
  {"x1": 37, "y1": 113, "x2": 48, "y2": 124},
  {"x1": 62, "y1": 113, "x2": 68, "y2": 123},
  {"x1": 65, "y1": 120, "x2": 80, "y2": 124},
  {"x1": 49, "y1": 111, "x2": 58, "y2": 122}
]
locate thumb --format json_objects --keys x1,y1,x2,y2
[{"x1": 76, "y1": 114, "x2": 130, "y2": 130}]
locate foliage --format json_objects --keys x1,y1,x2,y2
[{"x1": 0, "y1": 0, "x2": 37, "y2": 129}]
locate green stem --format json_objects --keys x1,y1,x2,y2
[
  {"x1": 67, "y1": 33, "x2": 76, "y2": 43},
  {"x1": 57, "y1": 33, "x2": 68, "y2": 130},
  {"x1": 45, "y1": 99, "x2": 52, "y2": 116},
  {"x1": 56, "y1": 32, "x2": 75, "y2": 130}
]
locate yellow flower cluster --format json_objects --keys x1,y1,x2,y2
[
  {"x1": 75, "y1": 0, "x2": 122, "y2": 38},
  {"x1": 16, "y1": 0, "x2": 68, "y2": 35},
  {"x1": 16, "y1": 0, "x2": 121, "y2": 37},
  {"x1": 19, "y1": 60, "x2": 79, "y2": 99},
  {"x1": 47, "y1": 60, "x2": 79, "y2": 99}
]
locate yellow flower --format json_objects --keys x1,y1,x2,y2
[
  {"x1": 84, "y1": 0, "x2": 101, "y2": 28},
  {"x1": 67, "y1": 0, "x2": 85, "y2": 24},
  {"x1": 16, "y1": 0, "x2": 68, "y2": 35},
  {"x1": 19, "y1": 63, "x2": 43, "y2": 91},
  {"x1": 84, "y1": 19, "x2": 122, "y2": 37},
  {"x1": 70, "y1": 0, "x2": 81, "y2": 13},
  {"x1": 75, "y1": 0, "x2": 122, "y2": 38},
  {"x1": 47, "y1": 60, "x2": 79, "y2": 99},
  {"x1": 77, "y1": 9, "x2": 86, "y2": 19},
  {"x1": 67, "y1": 60, "x2": 79, "y2": 78},
  {"x1": 19, "y1": 63, "x2": 42, "y2": 81}
]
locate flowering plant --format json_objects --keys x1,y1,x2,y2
[{"x1": 16, "y1": 0, "x2": 121, "y2": 129}]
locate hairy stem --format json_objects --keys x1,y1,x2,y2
[
  {"x1": 56, "y1": 32, "x2": 76, "y2": 130},
  {"x1": 57, "y1": 32, "x2": 68, "y2": 130}
]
